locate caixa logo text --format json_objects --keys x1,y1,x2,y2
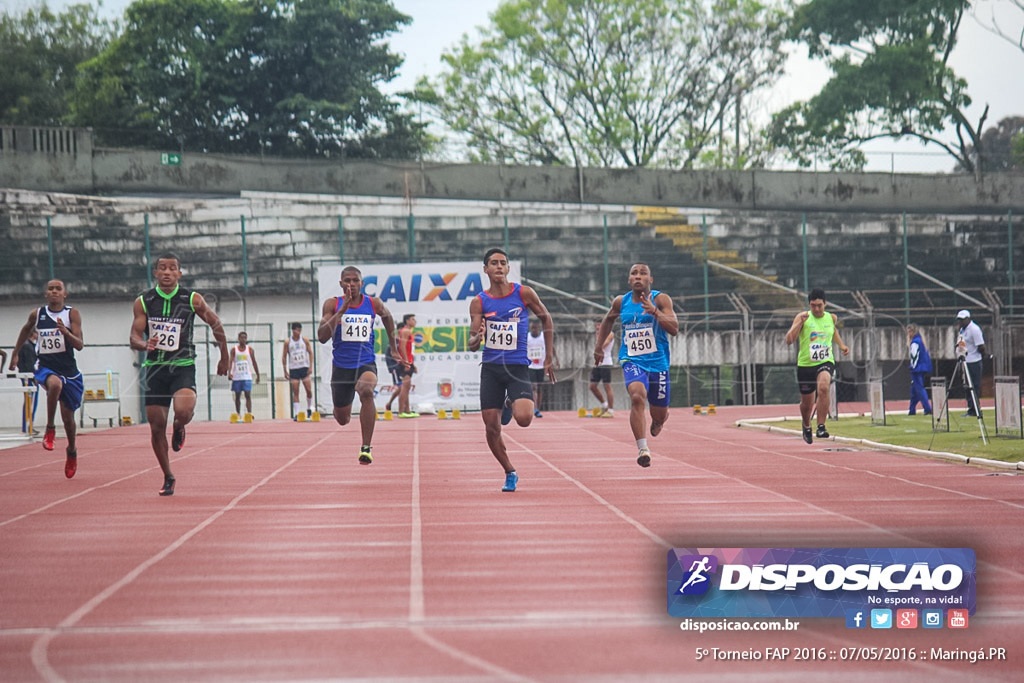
[
  {"x1": 717, "y1": 562, "x2": 963, "y2": 592},
  {"x1": 362, "y1": 273, "x2": 485, "y2": 302}
]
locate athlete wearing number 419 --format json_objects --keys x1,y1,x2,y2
[
  {"x1": 785, "y1": 288, "x2": 850, "y2": 444},
  {"x1": 595, "y1": 263, "x2": 678, "y2": 468}
]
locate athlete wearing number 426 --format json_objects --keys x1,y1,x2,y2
[
  {"x1": 595, "y1": 263, "x2": 678, "y2": 468},
  {"x1": 130, "y1": 253, "x2": 230, "y2": 496},
  {"x1": 785, "y1": 288, "x2": 850, "y2": 444}
]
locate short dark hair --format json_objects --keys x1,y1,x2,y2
[
  {"x1": 808, "y1": 288, "x2": 826, "y2": 302},
  {"x1": 403, "y1": 313, "x2": 416, "y2": 325},
  {"x1": 291, "y1": 322, "x2": 302, "y2": 330},
  {"x1": 483, "y1": 247, "x2": 508, "y2": 264},
  {"x1": 155, "y1": 252, "x2": 181, "y2": 267},
  {"x1": 341, "y1": 265, "x2": 362, "y2": 278}
]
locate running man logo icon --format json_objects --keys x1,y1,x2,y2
[{"x1": 676, "y1": 555, "x2": 718, "y2": 595}]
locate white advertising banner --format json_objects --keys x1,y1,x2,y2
[{"x1": 316, "y1": 260, "x2": 521, "y2": 413}]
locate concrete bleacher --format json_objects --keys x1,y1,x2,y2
[{"x1": 1, "y1": 189, "x2": 1019, "y2": 322}]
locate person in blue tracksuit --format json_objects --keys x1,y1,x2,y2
[{"x1": 907, "y1": 324, "x2": 932, "y2": 416}]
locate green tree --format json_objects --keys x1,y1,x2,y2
[
  {"x1": 417, "y1": 0, "x2": 788, "y2": 168},
  {"x1": 956, "y1": 116, "x2": 1024, "y2": 172},
  {"x1": 770, "y1": 0, "x2": 991, "y2": 175},
  {"x1": 71, "y1": 0, "x2": 426, "y2": 158},
  {"x1": 0, "y1": 2, "x2": 115, "y2": 125}
]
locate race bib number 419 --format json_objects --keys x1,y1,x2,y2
[{"x1": 485, "y1": 320, "x2": 517, "y2": 350}]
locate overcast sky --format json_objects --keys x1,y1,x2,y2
[{"x1": 7, "y1": 0, "x2": 1024, "y2": 172}]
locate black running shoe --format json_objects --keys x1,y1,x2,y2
[
  {"x1": 159, "y1": 476, "x2": 176, "y2": 496},
  {"x1": 500, "y1": 398, "x2": 513, "y2": 426},
  {"x1": 358, "y1": 445, "x2": 373, "y2": 465},
  {"x1": 815, "y1": 424, "x2": 830, "y2": 439},
  {"x1": 802, "y1": 427, "x2": 813, "y2": 444},
  {"x1": 637, "y1": 448, "x2": 652, "y2": 468},
  {"x1": 171, "y1": 425, "x2": 186, "y2": 452}
]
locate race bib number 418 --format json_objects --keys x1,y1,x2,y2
[{"x1": 341, "y1": 314, "x2": 372, "y2": 342}]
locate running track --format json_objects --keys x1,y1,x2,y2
[{"x1": 1, "y1": 405, "x2": 1021, "y2": 681}]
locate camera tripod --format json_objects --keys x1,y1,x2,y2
[{"x1": 931, "y1": 355, "x2": 988, "y2": 447}]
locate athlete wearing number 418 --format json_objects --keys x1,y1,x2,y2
[
  {"x1": 595, "y1": 263, "x2": 678, "y2": 468},
  {"x1": 785, "y1": 288, "x2": 850, "y2": 444}
]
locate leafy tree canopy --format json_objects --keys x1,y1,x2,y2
[
  {"x1": 70, "y1": 0, "x2": 427, "y2": 159},
  {"x1": 0, "y1": 2, "x2": 115, "y2": 125},
  {"x1": 770, "y1": 0, "x2": 997, "y2": 174},
  {"x1": 417, "y1": 0, "x2": 789, "y2": 168}
]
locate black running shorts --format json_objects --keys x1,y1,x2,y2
[
  {"x1": 331, "y1": 363, "x2": 377, "y2": 408},
  {"x1": 796, "y1": 362, "x2": 835, "y2": 395},
  {"x1": 479, "y1": 362, "x2": 532, "y2": 411}
]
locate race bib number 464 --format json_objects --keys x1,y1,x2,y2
[{"x1": 809, "y1": 343, "x2": 831, "y2": 362}]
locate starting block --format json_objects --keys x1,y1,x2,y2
[
  {"x1": 452, "y1": 409, "x2": 460, "y2": 420},
  {"x1": 230, "y1": 413, "x2": 239, "y2": 423},
  {"x1": 384, "y1": 410, "x2": 393, "y2": 421},
  {"x1": 310, "y1": 411, "x2": 321, "y2": 422},
  {"x1": 438, "y1": 409, "x2": 447, "y2": 419},
  {"x1": 693, "y1": 404, "x2": 702, "y2": 415},
  {"x1": 243, "y1": 413, "x2": 254, "y2": 423},
  {"x1": 121, "y1": 416, "x2": 133, "y2": 426},
  {"x1": 578, "y1": 407, "x2": 587, "y2": 418},
  {"x1": 436, "y1": 408, "x2": 462, "y2": 420},
  {"x1": 707, "y1": 404, "x2": 717, "y2": 415},
  {"x1": 296, "y1": 411, "x2": 306, "y2": 422}
]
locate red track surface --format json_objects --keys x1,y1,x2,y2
[{"x1": 1, "y1": 404, "x2": 1021, "y2": 681}]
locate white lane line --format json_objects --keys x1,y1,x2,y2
[{"x1": 29, "y1": 433, "x2": 334, "y2": 683}]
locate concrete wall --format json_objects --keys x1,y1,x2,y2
[{"x1": 3, "y1": 127, "x2": 1024, "y2": 213}]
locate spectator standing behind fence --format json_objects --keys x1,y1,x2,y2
[
  {"x1": 283, "y1": 322, "x2": 314, "y2": 420},
  {"x1": 906, "y1": 324, "x2": 932, "y2": 416},
  {"x1": 955, "y1": 310, "x2": 987, "y2": 418},
  {"x1": 17, "y1": 331, "x2": 39, "y2": 433},
  {"x1": 589, "y1": 319, "x2": 615, "y2": 417},
  {"x1": 229, "y1": 331, "x2": 260, "y2": 419}
]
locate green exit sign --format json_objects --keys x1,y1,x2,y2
[{"x1": 160, "y1": 153, "x2": 182, "y2": 166}]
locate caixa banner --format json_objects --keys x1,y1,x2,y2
[{"x1": 667, "y1": 548, "x2": 975, "y2": 618}]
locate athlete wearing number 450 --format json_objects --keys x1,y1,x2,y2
[
  {"x1": 131, "y1": 253, "x2": 230, "y2": 496},
  {"x1": 785, "y1": 288, "x2": 850, "y2": 444},
  {"x1": 595, "y1": 264, "x2": 678, "y2": 468}
]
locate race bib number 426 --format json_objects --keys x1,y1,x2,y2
[{"x1": 148, "y1": 321, "x2": 181, "y2": 351}]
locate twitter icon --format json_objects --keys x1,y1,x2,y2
[{"x1": 870, "y1": 609, "x2": 893, "y2": 629}]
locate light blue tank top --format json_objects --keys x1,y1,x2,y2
[{"x1": 618, "y1": 289, "x2": 670, "y2": 372}]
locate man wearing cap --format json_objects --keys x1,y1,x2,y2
[{"x1": 955, "y1": 310, "x2": 987, "y2": 417}]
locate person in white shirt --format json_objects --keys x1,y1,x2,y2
[
  {"x1": 955, "y1": 310, "x2": 987, "y2": 417},
  {"x1": 589, "y1": 318, "x2": 615, "y2": 416},
  {"x1": 229, "y1": 331, "x2": 260, "y2": 417},
  {"x1": 282, "y1": 322, "x2": 314, "y2": 420}
]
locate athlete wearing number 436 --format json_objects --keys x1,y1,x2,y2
[
  {"x1": 595, "y1": 263, "x2": 678, "y2": 468},
  {"x1": 785, "y1": 288, "x2": 850, "y2": 444}
]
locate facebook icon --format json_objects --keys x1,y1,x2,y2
[{"x1": 845, "y1": 609, "x2": 867, "y2": 629}]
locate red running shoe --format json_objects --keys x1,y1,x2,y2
[
  {"x1": 171, "y1": 425, "x2": 186, "y2": 452},
  {"x1": 64, "y1": 450, "x2": 77, "y2": 479},
  {"x1": 42, "y1": 427, "x2": 56, "y2": 451}
]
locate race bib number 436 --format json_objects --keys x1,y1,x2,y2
[{"x1": 37, "y1": 328, "x2": 65, "y2": 355}]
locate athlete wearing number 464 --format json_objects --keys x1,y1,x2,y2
[
  {"x1": 785, "y1": 288, "x2": 850, "y2": 444},
  {"x1": 595, "y1": 263, "x2": 678, "y2": 468}
]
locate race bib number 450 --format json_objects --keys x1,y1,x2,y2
[
  {"x1": 624, "y1": 325, "x2": 655, "y2": 356},
  {"x1": 341, "y1": 314, "x2": 372, "y2": 342},
  {"x1": 148, "y1": 321, "x2": 181, "y2": 351},
  {"x1": 485, "y1": 320, "x2": 517, "y2": 350}
]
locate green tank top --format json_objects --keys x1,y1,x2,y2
[{"x1": 797, "y1": 311, "x2": 835, "y2": 367}]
